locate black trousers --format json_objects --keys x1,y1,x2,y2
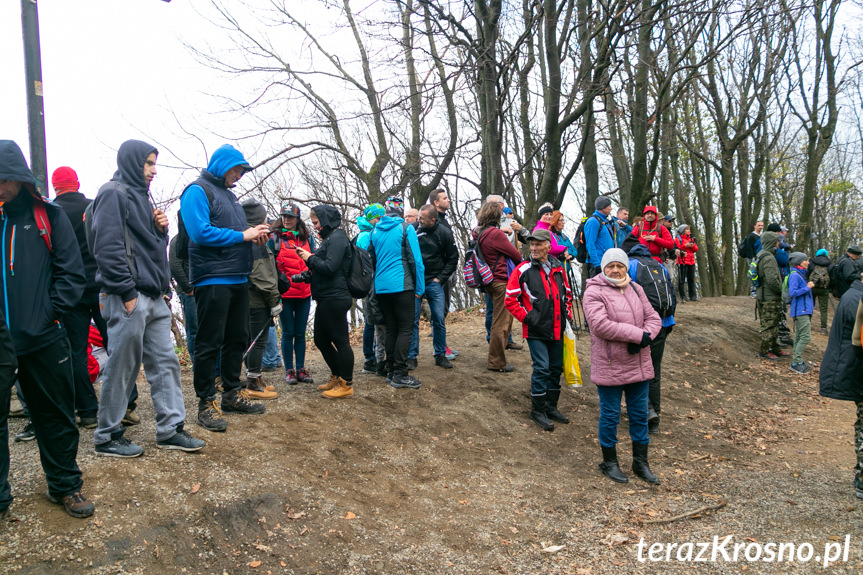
[
  {"x1": 678, "y1": 263, "x2": 697, "y2": 300},
  {"x1": 0, "y1": 314, "x2": 19, "y2": 512},
  {"x1": 648, "y1": 325, "x2": 671, "y2": 415},
  {"x1": 245, "y1": 307, "x2": 271, "y2": 376},
  {"x1": 313, "y1": 297, "x2": 354, "y2": 382},
  {"x1": 378, "y1": 291, "x2": 416, "y2": 376},
  {"x1": 17, "y1": 339, "x2": 84, "y2": 498},
  {"x1": 194, "y1": 284, "x2": 250, "y2": 400}
]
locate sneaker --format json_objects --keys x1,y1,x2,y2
[
  {"x1": 789, "y1": 362, "x2": 810, "y2": 374},
  {"x1": 46, "y1": 491, "x2": 94, "y2": 519},
  {"x1": 385, "y1": 372, "x2": 394, "y2": 384},
  {"x1": 821, "y1": 327, "x2": 828, "y2": 335},
  {"x1": 246, "y1": 376, "x2": 278, "y2": 400},
  {"x1": 777, "y1": 350, "x2": 792, "y2": 357},
  {"x1": 322, "y1": 378, "x2": 354, "y2": 399},
  {"x1": 362, "y1": 359, "x2": 377, "y2": 373},
  {"x1": 285, "y1": 369, "x2": 298, "y2": 385},
  {"x1": 446, "y1": 347, "x2": 460, "y2": 356},
  {"x1": 296, "y1": 367, "x2": 314, "y2": 383},
  {"x1": 757, "y1": 352, "x2": 780, "y2": 361},
  {"x1": 222, "y1": 389, "x2": 266, "y2": 414},
  {"x1": 197, "y1": 399, "x2": 228, "y2": 432},
  {"x1": 14, "y1": 421, "x2": 35, "y2": 442},
  {"x1": 390, "y1": 374, "x2": 422, "y2": 389},
  {"x1": 95, "y1": 437, "x2": 144, "y2": 458},
  {"x1": 157, "y1": 429, "x2": 206, "y2": 452},
  {"x1": 445, "y1": 351, "x2": 457, "y2": 361},
  {"x1": 375, "y1": 363, "x2": 388, "y2": 378},
  {"x1": 406, "y1": 357, "x2": 418, "y2": 371},
  {"x1": 78, "y1": 416, "x2": 98, "y2": 430},
  {"x1": 434, "y1": 355, "x2": 453, "y2": 369},
  {"x1": 121, "y1": 409, "x2": 140, "y2": 426}
]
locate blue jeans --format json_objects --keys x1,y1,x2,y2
[
  {"x1": 363, "y1": 321, "x2": 376, "y2": 361},
  {"x1": 279, "y1": 297, "x2": 311, "y2": 370},
  {"x1": 596, "y1": 380, "x2": 650, "y2": 448},
  {"x1": 526, "y1": 338, "x2": 563, "y2": 397},
  {"x1": 410, "y1": 280, "x2": 446, "y2": 358},
  {"x1": 262, "y1": 326, "x2": 282, "y2": 368},
  {"x1": 178, "y1": 292, "x2": 198, "y2": 364}
]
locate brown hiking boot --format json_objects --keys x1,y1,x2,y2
[
  {"x1": 246, "y1": 376, "x2": 278, "y2": 400},
  {"x1": 46, "y1": 491, "x2": 95, "y2": 519},
  {"x1": 322, "y1": 378, "x2": 354, "y2": 399},
  {"x1": 317, "y1": 375, "x2": 339, "y2": 391}
]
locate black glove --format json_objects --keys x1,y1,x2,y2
[
  {"x1": 639, "y1": 331, "x2": 652, "y2": 348},
  {"x1": 627, "y1": 342, "x2": 641, "y2": 354},
  {"x1": 665, "y1": 325, "x2": 673, "y2": 335}
]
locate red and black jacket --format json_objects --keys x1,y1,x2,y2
[
  {"x1": 505, "y1": 257, "x2": 573, "y2": 341},
  {"x1": 674, "y1": 234, "x2": 698, "y2": 265}
]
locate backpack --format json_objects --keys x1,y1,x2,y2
[
  {"x1": 810, "y1": 264, "x2": 830, "y2": 290},
  {"x1": 830, "y1": 256, "x2": 850, "y2": 298},
  {"x1": 84, "y1": 182, "x2": 139, "y2": 280},
  {"x1": 781, "y1": 275, "x2": 791, "y2": 304},
  {"x1": 574, "y1": 215, "x2": 607, "y2": 264},
  {"x1": 737, "y1": 234, "x2": 756, "y2": 259},
  {"x1": 346, "y1": 236, "x2": 374, "y2": 299},
  {"x1": 463, "y1": 227, "x2": 494, "y2": 289},
  {"x1": 32, "y1": 198, "x2": 53, "y2": 253},
  {"x1": 175, "y1": 183, "x2": 216, "y2": 261},
  {"x1": 632, "y1": 256, "x2": 676, "y2": 318},
  {"x1": 747, "y1": 253, "x2": 765, "y2": 287}
]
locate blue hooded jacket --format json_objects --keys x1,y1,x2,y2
[
  {"x1": 369, "y1": 215, "x2": 424, "y2": 296},
  {"x1": 584, "y1": 210, "x2": 616, "y2": 267},
  {"x1": 180, "y1": 144, "x2": 253, "y2": 286},
  {"x1": 788, "y1": 266, "x2": 814, "y2": 317},
  {"x1": 355, "y1": 215, "x2": 373, "y2": 251}
]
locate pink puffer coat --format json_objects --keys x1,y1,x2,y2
[{"x1": 582, "y1": 274, "x2": 663, "y2": 386}]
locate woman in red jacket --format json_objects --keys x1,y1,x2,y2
[
  {"x1": 675, "y1": 224, "x2": 699, "y2": 302},
  {"x1": 474, "y1": 201, "x2": 523, "y2": 372},
  {"x1": 273, "y1": 203, "x2": 315, "y2": 385},
  {"x1": 633, "y1": 205, "x2": 674, "y2": 262}
]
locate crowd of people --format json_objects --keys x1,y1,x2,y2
[{"x1": 2, "y1": 137, "x2": 862, "y2": 522}]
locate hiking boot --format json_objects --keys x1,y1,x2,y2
[
  {"x1": 545, "y1": 390, "x2": 569, "y2": 424},
  {"x1": 318, "y1": 375, "x2": 339, "y2": 391},
  {"x1": 505, "y1": 342, "x2": 523, "y2": 351},
  {"x1": 434, "y1": 355, "x2": 453, "y2": 369},
  {"x1": 264, "y1": 381, "x2": 276, "y2": 393},
  {"x1": 322, "y1": 378, "x2": 354, "y2": 399},
  {"x1": 648, "y1": 418, "x2": 660, "y2": 434},
  {"x1": 46, "y1": 491, "x2": 94, "y2": 519},
  {"x1": 632, "y1": 443, "x2": 660, "y2": 484},
  {"x1": 246, "y1": 376, "x2": 278, "y2": 400},
  {"x1": 776, "y1": 350, "x2": 792, "y2": 357},
  {"x1": 285, "y1": 369, "x2": 298, "y2": 385},
  {"x1": 222, "y1": 389, "x2": 267, "y2": 414},
  {"x1": 95, "y1": 437, "x2": 144, "y2": 458},
  {"x1": 821, "y1": 327, "x2": 828, "y2": 335},
  {"x1": 406, "y1": 357, "x2": 418, "y2": 371},
  {"x1": 362, "y1": 359, "x2": 377, "y2": 373},
  {"x1": 647, "y1": 405, "x2": 659, "y2": 422},
  {"x1": 14, "y1": 421, "x2": 35, "y2": 442},
  {"x1": 530, "y1": 396, "x2": 554, "y2": 431},
  {"x1": 390, "y1": 374, "x2": 421, "y2": 389},
  {"x1": 375, "y1": 362, "x2": 388, "y2": 378},
  {"x1": 197, "y1": 398, "x2": 227, "y2": 432},
  {"x1": 758, "y1": 352, "x2": 780, "y2": 361},
  {"x1": 296, "y1": 367, "x2": 314, "y2": 383},
  {"x1": 78, "y1": 416, "x2": 98, "y2": 430},
  {"x1": 122, "y1": 409, "x2": 140, "y2": 426},
  {"x1": 599, "y1": 446, "x2": 628, "y2": 483},
  {"x1": 157, "y1": 429, "x2": 206, "y2": 452},
  {"x1": 789, "y1": 362, "x2": 810, "y2": 374}
]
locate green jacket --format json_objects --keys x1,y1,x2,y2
[{"x1": 756, "y1": 231, "x2": 782, "y2": 301}]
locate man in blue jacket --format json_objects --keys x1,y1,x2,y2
[
  {"x1": 584, "y1": 196, "x2": 616, "y2": 277},
  {"x1": 180, "y1": 145, "x2": 270, "y2": 432},
  {"x1": 92, "y1": 140, "x2": 205, "y2": 458},
  {"x1": 0, "y1": 140, "x2": 93, "y2": 518}
]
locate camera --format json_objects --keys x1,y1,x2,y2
[{"x1": 291, "y1": 271, "x2": 312, "y2": 283}]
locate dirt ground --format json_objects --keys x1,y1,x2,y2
[{"x1": 3, "y1": 295, "x2": 863, "y2": 574}]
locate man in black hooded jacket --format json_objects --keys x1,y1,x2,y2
[{"x1": 0, "y1": 140, "x2": 93, "y2": 518}]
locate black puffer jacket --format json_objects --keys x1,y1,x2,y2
[
  {"x1": 0, "y1": 140, "x2": 86, "y2": 355},
  {"x1": 819, "y1": 280, "x2": 863, "y2": 402},
  {"x1": 306, "y1": 205, "x2": 351, "y2": 301}
]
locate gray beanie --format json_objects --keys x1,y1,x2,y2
[
  {"x1": 595, "y1": 196, "x2": 612, "y2": 211},
  {"x1": 600, "y1": 248, "x2": 629, "y2": 272},
  {"x1": 676, "y1": 224, "x2": 689, "y2": 236},
  {"x1": 242, "y1": 199, "x2": 267, "y2": 226},
  {"x1": 789, "y1": 252, "x2": 809, "y2": 267}
]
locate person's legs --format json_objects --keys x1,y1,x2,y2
[
  {"x1": 374, "y1": 325, "x2": 387, "y2": 364},
  {"x1": 792, "y1": 314, "x2": 811, "y2": 364},
  {"x1": 363, "y1": 313, "x2": 377, "y2": 362},
  {"x1": 678, "y1": 263, "x2": 688, "y2": 300},
  {"x1": 0, "y1": 317, "x2": 17, "y2": 514},
  {"x1": 855, "y1": 402, "x2": 863, "y2": 488},
  {"x1": 596, "y1": 384, "x2": 624, "y2": 448},
  {"x1": 279, "y1": 298, "x2": 298, "y2": 371},
  {"x1": 758, "y1": 300, "x2": 781, "y2": 355},
  {"x1": 63, "y1": 291, "x2": 100, "y2": 420},
  {"x1": 814, "y1": 288, "x2": 829, "y2": 330},
  {"x1": 623, "y1": 380, "x2": 650, "y2": 444},
  {"x1": 487, "y1": 282, "x2": 511, "y2": 370},
  {"x1": 313, "y1": 298, "x2": 354, "y2": 381},
  {"x1": 378, "y1": 293, "x2": 400, "y2": 373},
  {"x1": 262, "y1": 326, "x2": 281, "y2": 368},
  {"x1": 648, "y1": 326, "x2": 669, "y2": 415},
  {"x1": 526, "y1": 338, "x2": 551, "y2": 399},
  {"x1": 426, "y1": 281, "x2": 447, "y2": 357},
  {"x1": 193, "y1": 285, "x2": 231, "y2": 401},
  {"x1": 484, "y1": 291, "x2": 493, "y2": 342},
  {"x1": 409, "y1": 292, "x2": 423, "y2": 360},
  {"x1": 686, "y1": 264, "x2": 697, "y2": 300},
  {"x1": 217, "y1": 285, "x2": 250, "y2": 398},
  {"x1": 293, "y1": 297, "x2": 311, "y2": 370},
  {"x1": 391, "y1": 291, "x2": 416, "y2": 376},
  {"x1": 178, "y1": 292, "x2": 198, "y2": 363},
  {"x1": 246, "y1": 308, "x2": 271, "y2": 377}
]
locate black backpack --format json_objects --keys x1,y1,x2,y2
[
  {"x1": 574, "y1": 215, "x2": 608, "y2": 264},
  {"x1": 737, "y1": 233, "x2": 757, "y2": 259},
  {"x1": 175, "y1": 183, "x2": 216, "y2": 261},
  {"x1": 632, "y1": 256, "x2": 676, "y2": 318},
  {"x1": 346, "y1": 236, "x2": 374, "y2": 299},
  {"x1": 830, "y1": 256, "x2": 848, "y2": 298}
]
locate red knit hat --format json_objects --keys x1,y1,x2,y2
[{"x1": 51, "y1": 166, "x2": 80, "y2": 194}]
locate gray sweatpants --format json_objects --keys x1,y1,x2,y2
[{"x1": 94, "y1": 293, "x2": 186, "y2": 445}]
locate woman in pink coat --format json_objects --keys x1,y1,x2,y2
[
  {"x1": 532, "y1": 203, "x2": 567, "y2": 258},
  {"x1": 583, "y1": 248, "x2": 663, "y2": 485}
]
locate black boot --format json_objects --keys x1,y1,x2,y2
[
  {"x1": 599, "y1": 445, "x2": 628, "y2": 483},
  {"x1": 648, "y1": 417, "x2": 660, "y2": 434},
  {"x1": 545, "y1": 389, "x2": 569, "y2": 424},
  {"x1": 632, "y1": 442, "x2": 660, "y2": 484},
  {"x1": 530, "y1": 396, "x2": 554, "y2": 432}
]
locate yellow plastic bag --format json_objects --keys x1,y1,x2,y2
[{"x1": 563, "y1": 322, "x2": 582, "y2": 387}]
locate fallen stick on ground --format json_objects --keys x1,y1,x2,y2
[{"x1": 642, "y1": 499, "x2": 728, "y2": 525}]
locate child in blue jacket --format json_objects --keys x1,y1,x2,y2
[{"x1": 787, "y1": 252, "x2": 815, "y2": 374}]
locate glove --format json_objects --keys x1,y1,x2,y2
[
  {"x1": 271, "y1": 304, "x2": 283, "y2": 317},
  {"x1": 665, "y1": 325, "x2": 673, "y2": 335},
  {"x1": 627, "y1": 342, "x2": 641, "y2": 355},
  {"x1": 639, "y1": 331, "x2": 652, "y2": 348}
]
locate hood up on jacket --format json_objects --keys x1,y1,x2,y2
[
  {"x1": 311, "y1": 204, "x2": 342, "y2": 238},
  {"x1": 112, "y1": 139, "x2": 158, "y2": 191},
  {"x1": 760, "y1": 231, "x2": 780, "y2": 254},
  {"x1": 376, "y1": 215, "x2": 406, "y2": 233},
  {"x1": 0, "y1": 140, "x2": 41, "y2": 197},
  {"x1": 356, "y1": 215, "x2": 373, "y2": 233},
  {"x1": 627, "y1": 243, "x2": 653, "y2": 259},
  {"x1": 206, "y1": 144, "x2": 253, "y2": 180}
]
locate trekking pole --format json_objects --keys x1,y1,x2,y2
[
  {"x1": 242, "y1": 318, "x2": 273, "y2": 363},
  {"x1": 565, "y1": 264, "x2": 585, "y2": 332}
]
